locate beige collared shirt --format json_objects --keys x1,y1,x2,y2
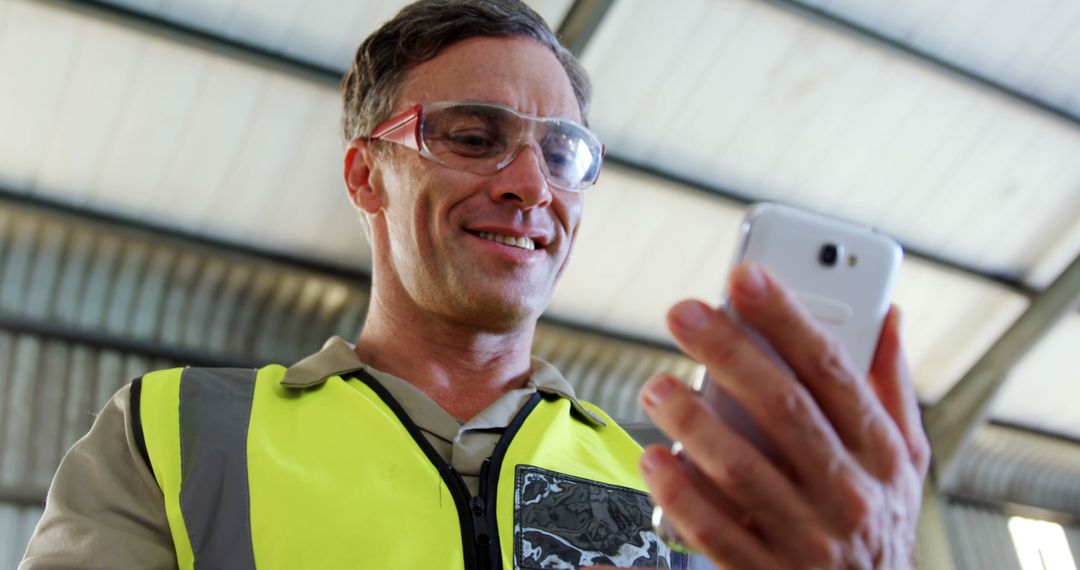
[
  {"x1": 20, "y1": 337, "x2": 604, "y2": 569},
  {"x1": 282, "y1": 337, "x2": 605, "y2": 495}
]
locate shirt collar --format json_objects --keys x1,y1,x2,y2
[{"x1": 280, "y1": 336, "x2": 606, "y2": 428}]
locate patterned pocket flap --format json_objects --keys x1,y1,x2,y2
[{"x1": 514, "y1": 465, "x2": 687, "y2": 569}]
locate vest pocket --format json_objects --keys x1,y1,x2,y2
[{"x1": 513, "y1": 465, "x2": 687, "y2": 569}]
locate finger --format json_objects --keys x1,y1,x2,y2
[
  {"x1": 727, "y1": 263, "x2": 905, "y2": 465},
  {"x1": 640, "y1": 445, "x2": 784, "y2": 570},
  {"x1": 640, "y1": 374, "x2": 828, "y2": 560},
  {"x1": 665, "y1": 299, "x2": 851, "y2": 493},
  {"x1": 869, "y1": 306, "x2": 931, "y2": 476}
]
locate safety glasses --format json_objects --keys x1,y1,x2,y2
[{"x1": 366, "y1": 100, "x2": 604, "y2": 192}]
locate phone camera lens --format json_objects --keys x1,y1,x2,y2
[{"x1": 819, "y1": 244, "x2": 839, "y2": 267}]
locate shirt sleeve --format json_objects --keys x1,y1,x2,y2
[{"x1": 19, "y1": 382, "x2": 177, "y2": 569}]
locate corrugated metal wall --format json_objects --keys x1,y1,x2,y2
[
  {"x1": 0, "y1": 197, "x2": 701, "y2": 566},
  {"x1": 951, "y1": 423, "x2": 1080, "y2": 515},
  {"x1": 0, "y1": 505, "x2": 40, "y2": 570},
  {"x1": 943, "y1": 500, "x2": 1080, "y2": 570},
  {"x1": 2, "y1": 195, "x2": 1078, "y2": 568}
]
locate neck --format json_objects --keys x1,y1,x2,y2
[{"x1": 354, "y1": 284, "x2": 537, "y2": 421}]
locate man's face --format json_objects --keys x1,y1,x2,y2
[{"x1": 362, "y1": 36, "x2": 585, "y2": 330}]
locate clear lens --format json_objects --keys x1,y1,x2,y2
[
  {"x1": 539, "y1": 123, "x2": 602, "y2": 188},
  {"x1": 420, "y1": 102, "x2": 601, "y2": 191}
]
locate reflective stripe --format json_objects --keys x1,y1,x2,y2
[{"x1": 179, "y1": 367, "x2": 257, "y2": 570}]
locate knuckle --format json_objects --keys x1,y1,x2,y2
[
  {"x1": 867, "y1": 418, "x2": 905, "y2": 476},
  {"x1": 650, "y1": 470, "x2": 686, "y2": 507},
  {"x1": 839, "y1": 479, "x2": 880, "y2": 534},
  {"x1": 666, "y1": 392, "x2": 701, "y2": 436},
  {"x1": 719, "y1": 451, "x2": 759, "y2": 491},
  {"x1": 700, "y1": 330, "x2": 743, "y2": 369},
  {"x1": 775, "y1": 300, "x2": 808, "y2": 330},
  {"x1": 809, "y1": 339, "x2": 856, "y2": 382},
  {"x1": 769, "y1": 387, "x2": 807, "y2": 420},
  {"x1": 769, "y1": 388, "x2": 819, "y2": 439},
  {"x1": 911, "y1": 434, "x2": 932, "y2": 476},
  {"x1": 686, "y1": 521, "x2": 724, "y2": 557},
  {"x1": 803, "y1": 529, "x2": 842, "y2": 568}
]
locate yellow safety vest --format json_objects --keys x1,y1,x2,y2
[{"x1": 134, "y1": 365, "x2": 685, "y2": 569}]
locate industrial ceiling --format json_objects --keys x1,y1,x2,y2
[{"x1": 0, "y1": 1, "x2": 1078, "y2": 555}]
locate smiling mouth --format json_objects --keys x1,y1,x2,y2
[{"x1": 474, "y1": 231, "x2": 537, "y2": 251}]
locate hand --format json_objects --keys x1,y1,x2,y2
[{"x1": 638, "y1": 263, "x2": 930, "y2": 569}]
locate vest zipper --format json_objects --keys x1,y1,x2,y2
[
  {"x1": 479, "y1": 393, "x2": 543, "y2": 570},
  {"x1": 477, "y1": 458, "x2": 497, "y2": 568},
  {"x1": 450, "y1": 464, "x2": 493, "y2": 570},
  {"x1": 349, "y1": 372, "x2": 480, "y2": 569},
  {"x1": 349, "y1": 371, "x2": 542, "y2": 570}
]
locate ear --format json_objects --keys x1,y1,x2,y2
[{"x1": 344, "y1": 139, "x2": 384, "y2": 214}]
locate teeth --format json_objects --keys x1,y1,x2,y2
[{"x1": 477, "y1": 231, "x2": 536, "y2": 251}]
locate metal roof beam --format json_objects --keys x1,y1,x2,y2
[
  {"x1": 765, "y1": 0, "x2": 1080, "y2": 128},
  {"x1": 556, "y1": 0, "x2": 617, "y2": 57},
  {"x1": 0, "y1": 487, "x2": 44, "y2": 508},
  {"x1": 0, "y1": 189, "x2": 369, "y2": 283},
  {"x1": 605, "y1": 154, "x2": 1037, "y2": 297},
  {"x1": 33, "y1": 0, "x2": 342, "y2": 88},
  {"x1": 924, "y1": 253, "x2": 1080, "y2": 485},
  {"x1": 0, "y1": 311, "x2": 259, "y2": 369}
]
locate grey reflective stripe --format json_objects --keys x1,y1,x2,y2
[{"x1": 179, "y1": 367, "x2": 258, "y2": 570}]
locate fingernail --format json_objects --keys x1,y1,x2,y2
[
  {"x1": 736, "y1": 264, "x2": 767, "y2": 300},
  {"x1": 671, "y1": 301, "x2": 710, "y2": 333},
  {"x1": 642, "y1": 376, "x2": 676, "y2": 409}
]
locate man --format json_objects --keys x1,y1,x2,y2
[{"x1": 22, "y1": 0, "x2": 929, "y2": 568}]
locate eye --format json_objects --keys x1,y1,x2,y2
[
  {"x1": 542, "y1": 135, "x2": 588, "y2": 177},
  {"x1": 440, "y1": 129, "x2": 506, "y2": 157}
]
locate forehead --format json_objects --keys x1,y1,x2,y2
[{"x1": 397, "y1": 36, "x2": 581, "y2": 123}]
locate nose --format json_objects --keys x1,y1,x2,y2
[{"x1": 488, "y1": 143, "x2": 552, "y2": 209}]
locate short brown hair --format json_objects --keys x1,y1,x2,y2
[{"x1": 340, "y1": 0, "x2": 592, "y2": 143}]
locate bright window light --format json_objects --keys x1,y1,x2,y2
[{"x1": 1008, "y1": 516, "x2": 1078, "y2": 570}]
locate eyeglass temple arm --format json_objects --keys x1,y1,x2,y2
[{"x1": 367, "y1": 104, "x2": 423, "y2": 150}]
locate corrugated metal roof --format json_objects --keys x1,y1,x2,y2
[
  {"x1": 0, "y1": 197, "x2": 702, "y2": 561},
  {"x1": 0, "y1": 504, "x2": 43, "y2": 569},
  {"x1": 950, "y1": 423, "x2": 1080, "y2": 517}
]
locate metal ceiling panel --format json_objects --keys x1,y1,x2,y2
[
  {"x1": 92, "y1": 0, "x2": 574, "y2": 71},
  {"x1": 277, "y1": 0, "x2": 398, "y2": 67},
  {"x1": 144, "y1": 59, "x2": 267, "y2": 228},
  {"x1": 1, "y1": 0, "x2": 371, "y2": 269},
  {"x1": 796, "y1": 0, "x2": 1080, "y2": 120},
  {"x1": 893, "y1": 260, "x2": 1029, "y2": 404},
  {"x1": 1027, "y1": 217, "x2": 1080, "y2": 291},
  {"x1": 31, "y1": 23, "x2": 142, "y2": 199},
  {"x1": 87, "y1": 41, "x2": 212, "y2": 212},
  {"x1": 992, "y1": 314, "x2": 1080, "y2": 439},
  {"x1": 549, "y1": 166, "x2": 744, "y2": 341},
  {"x1": 580, "y1": 0, "x2": 1080, "y2": 289},
  {"x1": 551, "y1": 165, "x2": 1031, "y2": 406},
  {"x1": 0, "y1": 2, "x2": 82, "y2": 193}
]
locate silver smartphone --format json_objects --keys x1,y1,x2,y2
[{"x1": 654, "y1": 202, "x2": 903, "y2": 551}]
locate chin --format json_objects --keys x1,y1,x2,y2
[{"x1": 456, "y1": 291, "x2": 545, "y2": 331}]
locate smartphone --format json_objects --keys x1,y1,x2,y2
[{"x1": 654, "y1": 202, "x2": 903, "y2": 552}]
